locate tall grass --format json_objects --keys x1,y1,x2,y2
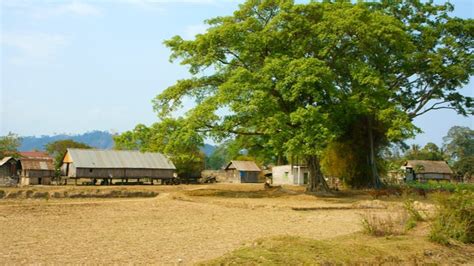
[{"x1": 429, "y1": 190, "x2": 473, "y2": 245}]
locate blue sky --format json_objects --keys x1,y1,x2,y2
[{"x1": 1, "y1": 0, "x2": 473, "y2": 147}]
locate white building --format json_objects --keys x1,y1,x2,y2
[{"x1": 272, "y1": 165, "x2": 309, "y2": 186}]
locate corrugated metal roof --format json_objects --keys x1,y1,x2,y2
[
  {"x1": 0, "y1": 157, "x2": 17, "y2": 167},
  {"x1": 67, "y1": 149, "x2": 176, "y2": 170},
  {"x1": 404, "y1": 160, "x2": 453, "y2": 174},
  {"x1": 21, "y1": 158, "x2": 54, "y2": 171},
  {"x1": 19, "y1": 151, "x2": 51, "y2": 159},
  {"x1": 225, "y1": 160, "x2": 261, "y2": 172}
]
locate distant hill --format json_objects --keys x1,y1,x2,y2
[
  {"x1": 19, "y1": 131, "x2": 115, "y2": 151},
  {"x1": 201, "y1": 144, "x2": 216, "y2": 156},
  {"x1": 19, "y1": 131, "x2": 217, "y2": 156}
]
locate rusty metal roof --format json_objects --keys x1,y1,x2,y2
[
  {"x1": 19, "y1": 151, "x2": 51, "y2": 159},
  {"x1": 225, "y1": 160, "x2": 261, "y2": 172},
  {"x1": 404, "y1": 160, "x2": 453, "y2": 174},
  {"x1": 66, "y1": 149, "x2": 176, "y2": 170},
  {"x1": 20, "y1": 158, "x2": 54, "y2": 171}
]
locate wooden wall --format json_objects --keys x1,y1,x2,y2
[{"x1": 73, "y1": 168, "x2": 174, "y2": 179}]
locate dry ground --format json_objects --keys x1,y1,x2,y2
[{"x1": 0, "y1": 184, "x2": 471, "y2": 264}]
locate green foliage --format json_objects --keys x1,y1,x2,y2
[
  {"x1": 453, "y1": 156, "x2": 474, "y2": 182},
  {"x1": 443, "y1": 126, "x2": 474, "y2": 160},
  {"x1": 114, "y1": 118, "x2": 205, "y2": 177},
  {"x1": 406, "y1": 181, "x2": 474, "y2": 193},
  {"x1": 0, "y1": 132, "x2": 21, "y2": 158},
  {"x1": 430, "y1": 190, "x2": 474, "y2": 245},
  {"x1": 150, "y1": 0, "x2": 473, "y2": 190},
  {"x1": 206, "y1": 136, "x2": 276, "y2": 169},
  {"x1": 45, "y1": 139, "x2": 91, "y2": 169},
  {"x1": 404, "y1": 142, "x2": 446, "y2": 161}
]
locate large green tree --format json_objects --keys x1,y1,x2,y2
[{"x1": 155, "y1": 0, "x2": 431, "y2": 191}]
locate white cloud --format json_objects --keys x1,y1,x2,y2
[
  {"x1": 2, "y1": 1, "x2": 102, "y2": 19},
  {"x1": 184, "y1": 24, "x2": 209, "y2": 39},
  {"x1": 1, "y1": 32, "x2": 69, "y2": 66}
]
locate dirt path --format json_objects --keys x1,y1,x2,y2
[{"x1": 0, "y1": 187, "x2": 366, "y2": 264}]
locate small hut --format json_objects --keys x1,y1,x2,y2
[
  {"x1": 224, "y1": 160, "x2": 261, "y2": 183},
  {"x1": 19, "y1": 158, "x2": 54, "y2": 185},
  {"x1": 61, "y1": 149, "x2": 176, "y2": 184},
  {"x1": 272, "y1": 165, "x2": 309, "y2": 185},
  {"x1": 402, "y1": 160, "x2": 453, "y2": 182},
  {"x1": 0, "y1": 157, "x2": 20, "y2": 186}
]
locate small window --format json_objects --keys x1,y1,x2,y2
[
  {"x1": 284, "y1": 172, "x2": 289, "y2": 179},
  {"x1": 89, "y1": 169, "x2": 93, "y2": 173}
]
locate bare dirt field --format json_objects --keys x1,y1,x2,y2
[{"x1": 0, "y1": 184, "x2": 471, "y2": 264}]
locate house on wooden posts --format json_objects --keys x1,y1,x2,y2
[
  {"x1": 224, "y1": 160, "x2": 261, "y2": 183},
  {"x1": 272, "y1": 165, "x2": 309, "y2": 186},
  {"x1": 61, "y1": 149, "x2": 176, "y2": 185},
  {"x1": 402, "y1": 160, "x2": 453, "y2": 182},
  {"x1": 19, "y1": 158, "x2": 55, "y2": 185},
  {"x1": 0, "y1": 157, "x2": 20, "y2": 186}
]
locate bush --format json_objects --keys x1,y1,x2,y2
[{"x1": 429, "y1": 190, "x2": 473, "y2": 245}]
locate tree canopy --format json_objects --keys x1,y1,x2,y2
[
  {"x1": 443, "y1": 126, "x2": 474, "y2": 160},
  {"x1": 152, "y1": 0, "x2": 473, "y2": 190}
]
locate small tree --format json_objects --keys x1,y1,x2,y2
[
  {"x1": 45, "y1": 139, "x2": 91, "y2": 169},
  {"x1": 0, "y1": 132, "x2": 21, "y2": 158}
]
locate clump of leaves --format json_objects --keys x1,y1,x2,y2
[{"x1": 429, "y1": 190, "x2": 473, "y2": 245}]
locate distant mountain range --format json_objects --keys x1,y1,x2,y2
[
  {"x1": 19, "y1": 131, "x2": 216, "y2": 156},
  {"x1": 19, "y1": 131, "x2": 116, "y2": 151}
]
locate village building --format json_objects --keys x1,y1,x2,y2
[
  {"x1": 272, "y1": 165, "x2": 309, "y2": 185},
  {"x1": 0, "y1": 157, "x2": 20, "y2": 186},
  {"x1": 19, "y1": 158, "x2": 55, "y2": 185},
  {"x1": 61, "y1": 149, "x2": 176, "y2": 184},
  {"x1": 402, "y1": 160, "x2": 454, "y2": 182},
  {"x1": 224, "y1": 160, "x2": 261, "y2": 183}
]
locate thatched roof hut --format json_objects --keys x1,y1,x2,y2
[{"x1": 403, "y1": 160, "x2": 453, "y2": 181}]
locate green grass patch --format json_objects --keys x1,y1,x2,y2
[
  {"x1": 406, "y1": 181, "x2": 474, "y2": 193},
  {"x1": 201, "y1": 233, "x2": 473, "y2": 265}
]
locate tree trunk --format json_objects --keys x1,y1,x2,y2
[
  {"x1": 367, "y1": 116, "x2": 381, "y2": 188},
  {"x1": 306, "y1": 155, "x2": 330, "y2": 192}
]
